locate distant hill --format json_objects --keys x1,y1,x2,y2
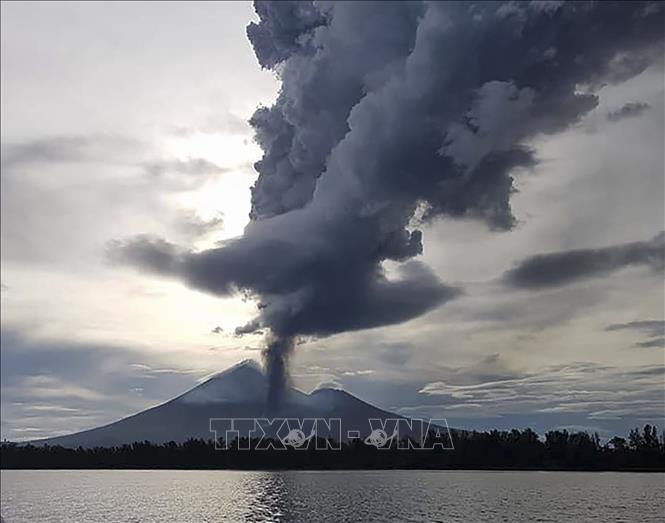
[{"x1": 31, "y1": 359, "x2": 446, "y2": 448}]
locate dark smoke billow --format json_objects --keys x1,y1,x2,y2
[{"x1": 110, "y1": 1, "x2": 664, "y2": 408}]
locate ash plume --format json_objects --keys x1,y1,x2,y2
[
  {"x1": 262, "y1": 335, "x2": 295, "y2": 412},
  {"x1": 110, "y1": 1, "x2": 664, "y2": 408}
]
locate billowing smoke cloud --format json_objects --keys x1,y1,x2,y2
[{"x1": 110, "y1": 1, "x2": 664, "y2": 408}]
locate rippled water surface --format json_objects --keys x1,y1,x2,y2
[{"x1": 1, "y1": 470, "x2": 663, "y2": 522}]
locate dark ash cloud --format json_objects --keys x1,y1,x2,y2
[
  {"x1": 107, "y1": 235, "x2": 182, "y2": 275},
  {"x1": 211, "y1": 326, "x2": 224, "y2": 334},
  {"x1": 503, "y1": 233, "x2": 664, "y2": 289},
  {"x1": 234, "y1": 319, "x2": 263, "y2": 336},
  {"x1": 110, "y1": 1, "x2": 665, "y2": 405},
  {"x1": 607, "y1": 101, "x2": 651, "y2": 122},
  {"x1": 246, "y1": 1, "x2": 327, "y2": 69},
  {"x1": 111, "y1": 234, "x2": 460, "y2": 338}
]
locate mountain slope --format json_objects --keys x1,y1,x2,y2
[{"x1": 32, "y1": 359, "x2": 445, "y2": 448}]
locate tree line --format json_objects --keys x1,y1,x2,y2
[{"x1": 1, "y1": 424, "x2": 663, "y2": 471}]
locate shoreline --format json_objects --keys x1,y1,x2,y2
[{"x1": 3, "y1": 466, "x2": 664, "y2": 473}]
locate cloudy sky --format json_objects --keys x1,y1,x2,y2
[{"x1": 1, "y1": 1, "x2": 664, "y2": 441}]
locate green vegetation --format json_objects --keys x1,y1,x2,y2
[{"x1": 2, "y1": 425, "x2": 663, "y2": 471}]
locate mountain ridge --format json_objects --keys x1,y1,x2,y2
[{"x1": 29, "y1": 359, "x2": 436, "y2": 448}]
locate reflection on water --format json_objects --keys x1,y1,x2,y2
[
  {"x1": 242, "y1": 472, "x2": 291, "y2": 522},
  {"x1": 1, "y1": 469, "x2": 664, "y2": 522}
]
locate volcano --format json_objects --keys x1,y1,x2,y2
[{"x1": 31, "y1": 359, "x2": 447, "y2": 448}]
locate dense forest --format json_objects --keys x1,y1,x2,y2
[{"x1": 2, "y1": 425, "x2": 664, "y2": 471}]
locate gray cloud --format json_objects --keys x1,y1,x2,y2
[
  {"x1": 606, "y1": 320, "x2": 665, "y2": 337},
  {"x1": 0, "y1": 328, "x2": 205, "y2": 440},
  {"x1": 173, "y1": 211, "x2": 224, "y2": 239},
  {"x1": 418, "y1": 360, "x2": 665, "y2": 422},
  {"x1": 377, "y1": 343, "x2": 414, "y2": 367},
  {"x1": 606, "y1": 320, "x2": 665, "y2": 349},
  {"x1": 143, "y1": 158, "x2": 227, "y2": 178},
  {"x1": 110, "y1": 1, "x2": 665, "y2": 403},
  {"x1": 0, "y1": 135, "x2": 141, "y2": 171},
  {"x1": 635, "y1": 337, "x2": 665, "y2": 349},
  {"x1": 503, "y1": 232, "x2": 664, "y2": 289},
  {"x1": 607, "y1": 101, "x2": 651, "y2": 122},
  {"x1": 304, "y1": 352, "x2": 665, "y2": 436},
  {"x1": 0, "y1": 131, "x2": 232, "y2": 265},
  {"x1": 1, "y1": 134, "x2": 226, "y2": 187},
  {"x1": 168, "y1": 111, "x2": 252, "y2": 137}
]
